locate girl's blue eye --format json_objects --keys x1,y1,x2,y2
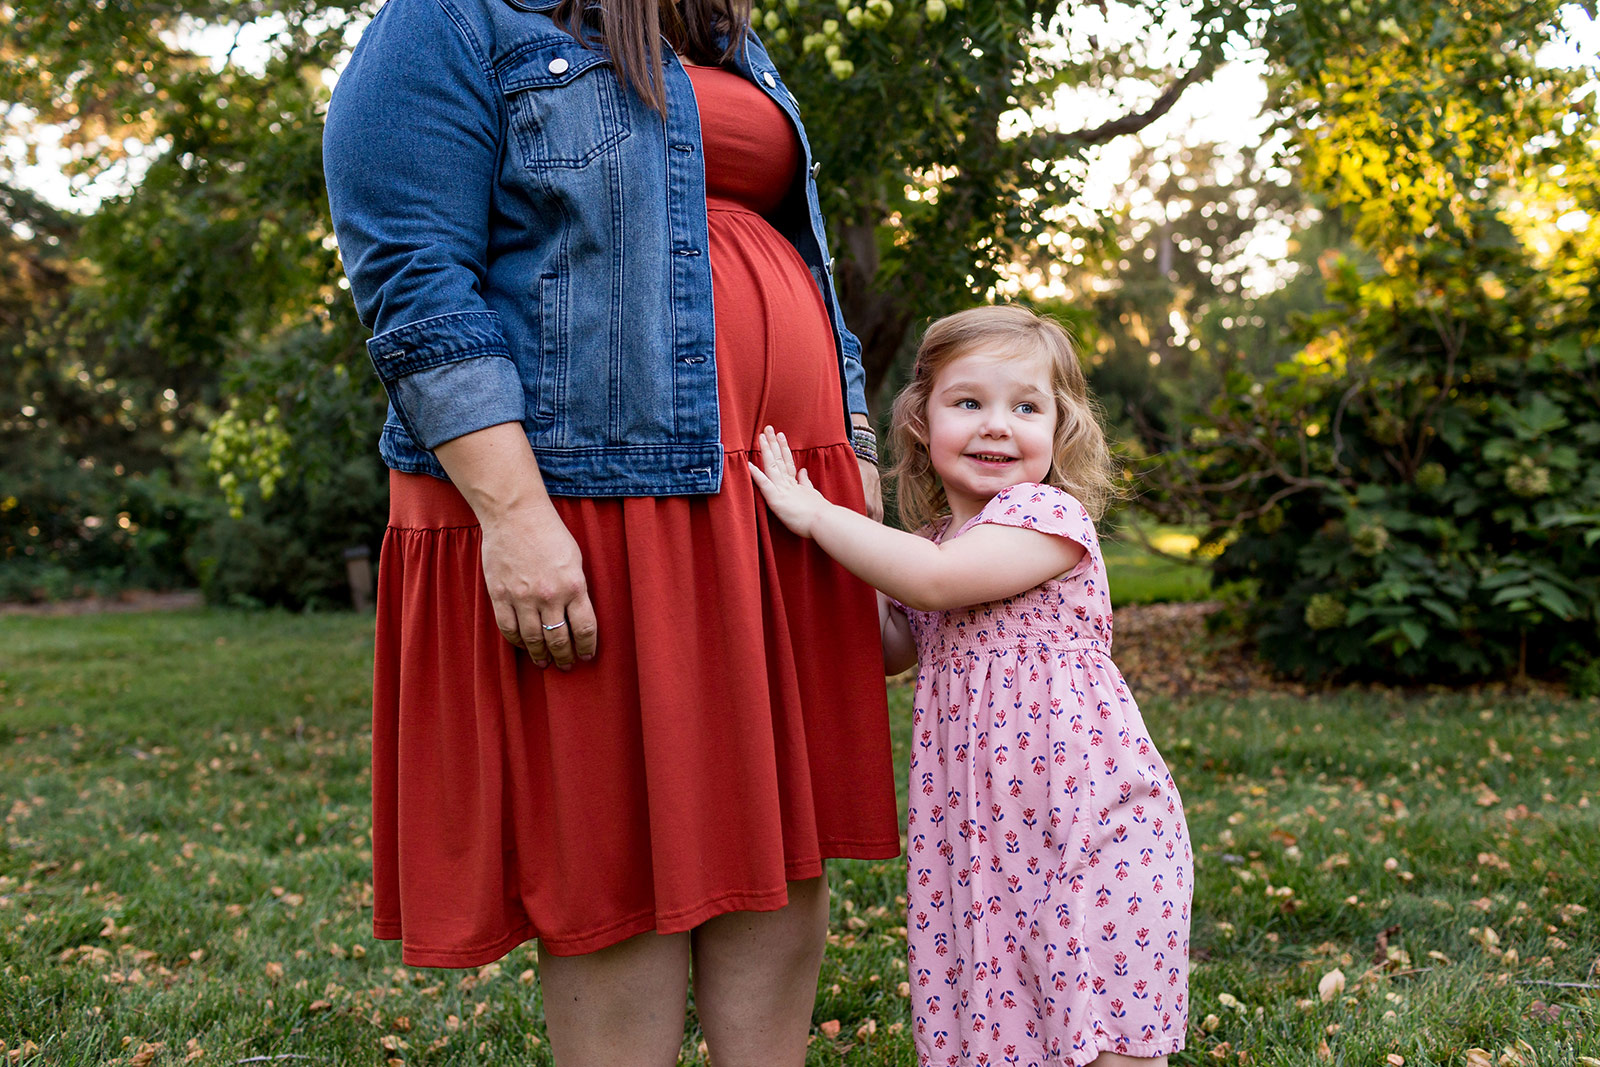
[
  {"x1": 1016, "y1": 402, "x2": 1036, "y2": 414},
  {"x1": 956, "y1": 399, "x2": 979, "y2": 409}
]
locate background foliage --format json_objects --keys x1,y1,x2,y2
[
  {"x1": 1149, "y1": 0, "x2": 1600, "y2": 684},
  {"x1": 2, "y1": 0, "x2": 381, "y2": 607},
  {"x1": 2, "y1": 0, "x2": 1596, "y2": 681}
]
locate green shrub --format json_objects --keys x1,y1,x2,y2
[
  {"x1": 191, "y1": 323, "x2": 390, "y2": 610},
  {"x1": 0, "y1": 446, "x2": 212, "y2": 601},
  {"x1": 188, "y1": 452, "x2": 386, "y2": 610},
  {"x1": 1161, "y1": 243, "x2": 1600, "y2": 683}
]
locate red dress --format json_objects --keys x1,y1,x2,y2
[{"x1": 371, "y1": 63, "x2": 900, "y2": 966}]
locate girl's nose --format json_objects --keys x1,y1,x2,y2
[{"x1": 981, "y1": 412, "x2": 1011, "y2": 436}]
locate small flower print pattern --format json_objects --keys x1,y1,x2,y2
[{"x1": 902, "y1": 484, "x2": 1192, "y2": 1067}]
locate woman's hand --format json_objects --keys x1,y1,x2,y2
[
  {"x1": 851, "y1": 414, "x2": 884, "y2": 522},
  {"x1": 434, "y1": 422, "x2": 597, "y2": 670},
  {"x1": 857, "y1": 458, "x2": 884, "y2": 523},
  {"x1": 479, "y1": 505, "x2": 597, "y2": 669},
  {"x1": 749, "y1": 426, "x2": 832, "y2": 539}
]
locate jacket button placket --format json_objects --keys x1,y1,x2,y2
[{"x1": 664, "y1": 56, "x2": 718, "y2": 481}]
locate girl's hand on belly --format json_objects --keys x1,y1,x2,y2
[{"x1": 749, "y1": 426, "x2": 832, "y2": 538}]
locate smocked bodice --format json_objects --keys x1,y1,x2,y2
[{"x1": 900, "y1": 484, "x2": 1114, "y2": 662}]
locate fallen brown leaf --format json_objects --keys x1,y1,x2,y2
[
  {"x1": 1373, "y1": 924, "x2": 1402, "y2": 966},
  {"x1": 128, "y1": 1043, "x2": 164, "y2": 1067},
  {"x1": 1525, "y1": 1000, "x2": 1561, "y2": 1023}
]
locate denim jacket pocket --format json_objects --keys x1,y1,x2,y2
[
  {"x1": 498, "y1": 36, "x2": 630, "y2": 169},
  {"x1": 532, "y1": 270, "x2": 566, "y2": 442}
]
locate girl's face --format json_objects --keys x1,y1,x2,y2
[{"x1": 923, "y1": 346, "x2": 1057, "y2": 522}]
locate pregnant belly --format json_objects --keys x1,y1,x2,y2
[{"x1": 706, "y1": 204, "x2": 844, "y2": 454}]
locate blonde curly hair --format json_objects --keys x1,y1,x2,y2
[{"x1": 888, "y1": 305, "x2": 1117, "y2": 531}]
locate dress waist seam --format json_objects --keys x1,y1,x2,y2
[
  {"x1": 706, "y1": 200, "x2": 769, "y2": 216},
  {"x1": 932, "y1": 640, "x2": 1111, "y2": 660}
]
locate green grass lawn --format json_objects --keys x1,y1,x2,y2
[
  {"x1": 1101, "y1": 524, "x2": 1214, "y2": 608},
  {"x1": 2, "y1": 611, "x2": 1598, "y2": 1065}
]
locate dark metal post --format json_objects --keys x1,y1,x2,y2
[{"x1": 344, "y1": 545, "x2": 374, "y2": 611}]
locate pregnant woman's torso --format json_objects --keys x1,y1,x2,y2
[{"x1": 682, "y1": 63, "x2": 842, "y2": 453}]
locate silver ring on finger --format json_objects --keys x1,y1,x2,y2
[{"x1": 541, "y1": 620, "x2": 568, "y2": 631}]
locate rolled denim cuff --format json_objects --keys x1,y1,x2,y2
[
  {"x1": 840, "y1": 326, "x2": 869, "y2": 415},
  {"x1": 366, "y1": 310, "x2": 511, "y2": 381},
  {"x1": 390, "y1": 356, "x2": 526, "y2": 450},
  {"x1": 366, "y1": 310, "x2": 524, "y2": 449}
]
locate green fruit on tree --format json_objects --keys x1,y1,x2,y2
[
  {"x1": 1304, "y1": 594, "x2": 1348, "y2": 631},
  {"x1": 1414, "y1": 462, "x2": 1446, "y2": 492},
  {"x1": 1504, "y1": 456, "x2": 1551, "y2": 498},
  {"x1": 1351, "y1": 522, "x2": 1390, "y2": 557}
]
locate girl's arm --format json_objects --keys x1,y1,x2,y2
[
  {"x1": 749, "y1": 429, "x2": 1084, "y2": 613},
  {"x1": 879, "y1": 593, "x2": 917, "y2": 675}
]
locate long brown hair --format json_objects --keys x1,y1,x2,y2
[
  {"x1": 552, "y1": 0, "x2": 752, "y2": 114},
  {"x1": 888, "y1": 305, "x2": 1120, "y2": 531}
]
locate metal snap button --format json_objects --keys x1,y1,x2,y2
[
  {"x1": 548, "y1": 57, "x2": 569, "y2": 75},
  {"x1": 810, "y1": 161, "x2": 821, "y2": 180},
  {"x1": 762, "y1": 71, "x2": 776, "y2": 88}
]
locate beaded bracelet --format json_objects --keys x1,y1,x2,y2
[{"x1": 850, "y1": 425, "x2": 880, "y2": 466}]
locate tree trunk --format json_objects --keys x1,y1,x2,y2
[{"x1": 838, "y1": 220, "x2": 915, "y2": 412}]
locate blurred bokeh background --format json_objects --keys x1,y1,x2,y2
[{"x1": 3, "y1": 0, "x2": 1597, "y2": 686}]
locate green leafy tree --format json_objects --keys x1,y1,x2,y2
[
  {"x1": 1155, "y1": 0, "x2": 1600, "y2": 683},
  {"x1": 763, "y1": 0, "x2": 1256, "y2": 402},
  {"x1": 5, "y1": 0, "x2": 1587, "y2": 615},
  {"x1": 2, "y1": 0, "x2": 386, "y2": 604},
  {"x1": 0, "y1": 175, "x2": 214, "y2": 598},
  {"x1": 1039, "y1": 138, "x2": 1331, "y2": 451}
]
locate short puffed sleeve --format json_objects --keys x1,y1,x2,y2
[{"x1": 969, "y1": 483, "x2": 1099, "y2": 576}]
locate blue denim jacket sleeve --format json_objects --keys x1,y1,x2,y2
[
  {"x1": 839, "y1": 323, "x2": 867, "y2": 417},
  {"x1": 322, "y1": 0, "x2": 525, "y2": 450}
]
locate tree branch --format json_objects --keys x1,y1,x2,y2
[{"x1": 1045, "y1": 63, "x2": 1212, "y2": 150}]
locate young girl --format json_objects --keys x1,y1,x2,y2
[{"x1": 749, "y1": 305, "x2": 1191, "y2": 1067}]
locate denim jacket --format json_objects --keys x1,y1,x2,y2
[{"x1": 323, "y1": 0, "x2": 866, "y2": 496}]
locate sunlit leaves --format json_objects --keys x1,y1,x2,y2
[{"x1": 1150, "y1": 1, "x2": 1600, "y2": 685}]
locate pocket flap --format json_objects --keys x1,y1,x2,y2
[{"x1": 497, "y1": 34, "x2": 611, "y2": 92}]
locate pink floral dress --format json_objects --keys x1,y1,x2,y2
[{"x1": 900, "y1": 483, "x2": 1191, "y2": 1067}]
